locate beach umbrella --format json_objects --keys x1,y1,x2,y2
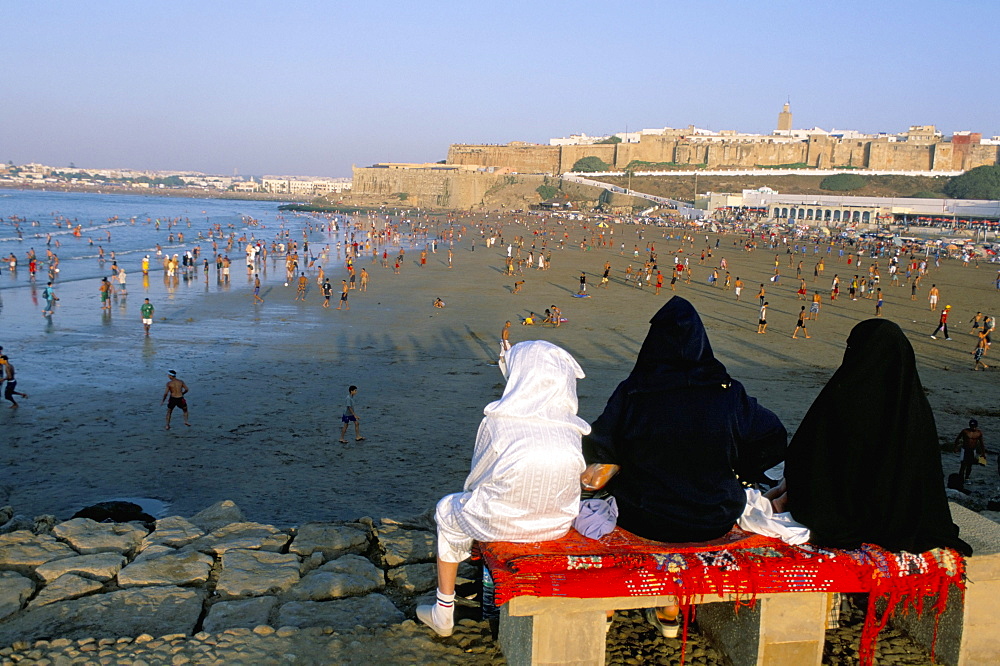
[
  {"x1": 597, "y1": 222, "x2": 609, "y2": 228},
  {"x1": 946, "y1": 244, "x2": 959, "y2": 251}
]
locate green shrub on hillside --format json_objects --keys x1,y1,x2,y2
[
  {"x1": 820, "y1": 173, "x2": 868, "y2": 191},
  {"x1": 911, "y1": 191, "x2": 947, "y2": 199},
  {"x1": 596, "y1": 136, "x2": 622, "y2": 144},
  {"x1": 943, "y1": 165, "x2": 1000, "y2": 200},
  {"x1": 571, "y1": 156, "x2": 611, "y2": 172},
  {"x1": 536, "y1": 184, "x2": 559, "y2": 200}
]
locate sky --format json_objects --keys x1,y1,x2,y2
[{"x1": 2, "y1": 1, "x2": 998, "y2": 178}]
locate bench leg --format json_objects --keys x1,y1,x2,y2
[
  {"x1": 697, "y1": 592, "x2": 826, "y2": 666},
  {"x1": 500, "y1": 604, "x2": 607, "y2": 666},
  {"x1": 889, "y1": 555, "x2": 1000, "y2": 666}
]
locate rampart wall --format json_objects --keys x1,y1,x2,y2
[
  {"x1": 351, "y1": 167, "x2": 620, "y2": 210},
  {"x1": 352, "y1": 167, "x2": 523, "y2": 209},
  {"x1": 444, "y1": 136, "x2": 999, "y2": 174}
]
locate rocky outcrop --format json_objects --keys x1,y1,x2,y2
[
  {"x1": 0, "y1": 572, "x2": 34, "y2": 620},
  {"x1": 286, "y1": 554, "x2": 384, "y2": 601},
  {"x1": 215, "y1": 550, "x2": 301, "y2": 599},
  {"x1": 118, "y1": 549, "x2": 214, "y2": 587},
  {"x1": 0, "y1": 499, "x2": 446, "y2": 652},
  {"x1": 51, "y1": 518, "x2": 146, "y2": 556},
  {"x1": 184, "y1": 522, "x2": 289, "y2": 555},
  {"x1": 288, "y1": 522, "x2": 369, "y2": 560},
  {"x1": 0, "y1": 532, "x2": 77, "y2": 575},
  {"x1": 276, "y1": 594, "x2": 404, "y2": 630},
  {"x1": 376, "y1": 524, "x2": 436, "y2": 567},
  {"x1": 0, "y1": 586, "x2": 205, "y2": 646}
]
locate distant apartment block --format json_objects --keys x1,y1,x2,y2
[{"x1": 260, "y1": 177, "x2": 352, "y2": 195}]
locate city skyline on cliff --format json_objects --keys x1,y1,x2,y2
[{"x1": 3, "y1": 1, "x2": 998, "y2": 179}]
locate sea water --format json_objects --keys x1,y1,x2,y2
[{"x1": 0, "y1": 189, "x2": 323, "y2": 287}]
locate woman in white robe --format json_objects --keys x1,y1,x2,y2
[{"x1": 417, "y1": 340, "x2": 590, "y2": 636}]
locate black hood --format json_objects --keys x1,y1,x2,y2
[{"x1": 627, "y1": 296, "x2": 731, "y2": 392}]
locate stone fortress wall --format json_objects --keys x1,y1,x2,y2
[
  {"x1": 351, "y1": 166, "x2": 549, "y2": 209},
  {"x1": 446, "y1": 134, "x2": 999, "y2": 174}
]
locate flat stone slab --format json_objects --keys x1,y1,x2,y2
[
  {"x1": 376, "y1": 525, "x2": 436, "y2": 567},
  {"x1": 277, "y1": 593, "x2": 404, "y2": 630},
  {"x1": 28, "y1": 574, "x2": 103, "y2": 608},
  {"x1": 0, "y1": 531, "x2": 77, "y2": 575},
  {"x1": 140, "y1": 516, "x2": 205, "y2": 550},
  {"x1": 202, "y1": 596, "x2": 278, "y2": 633},
  {"x1": 286, "y1": 554, "x2": 384, "y2": 601},
  {"x1": 289, "y1": 522, "x2": 369, "y2": 560},
  {"x1": 183, "y1": 522, "x2": 289, "y2": 555},
  {"x1": 216, "y1": 549, "x2": 301, "y2": 599},
  {"x1": 0, "y1": 585, "x2": 205, "y2": 646},
  {"x1": 34, "y1": 552, "x2": 126, "y2": 583},
  {"x1": 387, "y1": 562, "x2": 437, "y2": 594},
  {"x1": 52, "y1": 518, "x2": 146, "y2": 556},
  {"x1": 189, "y1": 500, "x2": 245, "y2": 532},
  {"x1": 118, "y1": 549, "x2": 214, "y2": 587},
  {"x1": 0, "y1": 571, "x2": 34, "y2": 620}
]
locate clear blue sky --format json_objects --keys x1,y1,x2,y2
[{"x1": 2, "y1": 1, "x2": 997, "y2": 177}]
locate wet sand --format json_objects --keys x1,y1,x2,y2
[{"x1": 2, "y1": 219, "x2": 998, "y2": 525}]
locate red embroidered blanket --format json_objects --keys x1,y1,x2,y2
[{"x1": 480, "y1": 527, "x2": 965, "y2": 665}]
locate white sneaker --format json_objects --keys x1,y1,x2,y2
[
  {"x1": 645, "y1": 607, "x2": 680, "y2": 638},
  {"x1": 930, "y1": 336, "x2": 937, "y2": 339},
  {"x1": 416, "y1": 604, "x2": 454, "y2": 637}
]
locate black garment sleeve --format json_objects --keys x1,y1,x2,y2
[
  {"x1": 733, "y1": 392, "x2": 787, "y2": 484},
  {"x1": 582, "y1": 383, "x2": 626, "y2": 465}
]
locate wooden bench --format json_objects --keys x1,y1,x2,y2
[{"x1": 480, "y1": 503, "x2": 998, "y2": 666}]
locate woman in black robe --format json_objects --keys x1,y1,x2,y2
[
  {"x1": 582, "y1": 296, "x2": 788, "y2": 636},
  {"x1": 582, "y1": 296, "x2": 788, "y2": 542},
  {"x1": 784, "y1": 318, "x2": 971, "y2": 555}
]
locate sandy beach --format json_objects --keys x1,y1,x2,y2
[{"x1": 2, "y1": 210, "x2": 998, "y2": 527}]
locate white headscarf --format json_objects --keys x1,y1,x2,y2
[
  {"x1": 485, "y1": 340, "x2": 590, "y2": 434},
  {"x1": 452, "y1": 340, "x2": 590, "y2": 542}
]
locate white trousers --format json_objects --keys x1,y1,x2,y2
[{"x1": 435, "y1": 492, "x2": 474, "y2": 563}]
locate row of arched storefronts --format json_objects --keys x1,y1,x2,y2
[{"x1": 772, "y1": 206, "x2": 875, "y2": 224}]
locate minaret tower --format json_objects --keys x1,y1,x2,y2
[{"x1": 777, "y1": 102, "x2": 793, "y2": 133}]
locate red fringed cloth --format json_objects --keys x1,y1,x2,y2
[{"x1": 480, "y1": 527, "x2": 965, "y2": 666}]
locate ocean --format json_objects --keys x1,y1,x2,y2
[{"x1": 0, "y1": 189, "x2": 324, "y2": 288}]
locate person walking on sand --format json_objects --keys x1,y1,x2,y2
[
  {"x1": 295, "y1": 272, "x2": 308, "y2": 301},
  {"x1": 757, "y1": 284, "x2": 765, "y2": 306},
  {"x1": 339, "y1": 385, "x2": 363, "y2": 443},
  {"x1": 757, "y1": 302, "x2": 769, "y2": 334},
  {"x1": 875, "y1": 288, "x2": 884, "y2": 317},
  {"x1": 499, "y1": 320, "x2": 512, "y2": 369},
  {"x1": 99, "y1": 277, "x2": 111, "y2": 310},
  {"x1": 928, "y1": 284, "x2": 940, "y2": 311},
  {"x1": 973, "y1": 332, "x2": 990, "y2": 371},
  {"x1": 321, "y1": 278, "x2": 333, "y2": 308},
  {"x1": 809, "y1": 291, "x2": 822, "y2": 320},
  {"x1": 734, "y1": 277, "x2": 743, "y2": 301},
  {"x1": 792, "y1": 306, "x2": 811, "y2": 339},
  {"x1": 161, "y1": 370, "x2": 190, "y2": 429},
  {"x1": 140, "y1": 298, "x2": 154, "y2": 336},
  {"x1": 41, "y1": 281, "x2": 58, "y2": 316},
  {"x1": 0, "y1": 356, "x2": 28, "y2": 408},
  {"x1": 954, "y1": 419, "x2": 986, "y2": 481},
  {"x1": 931, "y1": 305, "x2": 952, "y2": 340},
  {"x1": 253, "y1": 274, "x2": 264, "y2": 304},
  {"x1": 336, "y1": 280, "x2": 349, "y2": 310}
]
